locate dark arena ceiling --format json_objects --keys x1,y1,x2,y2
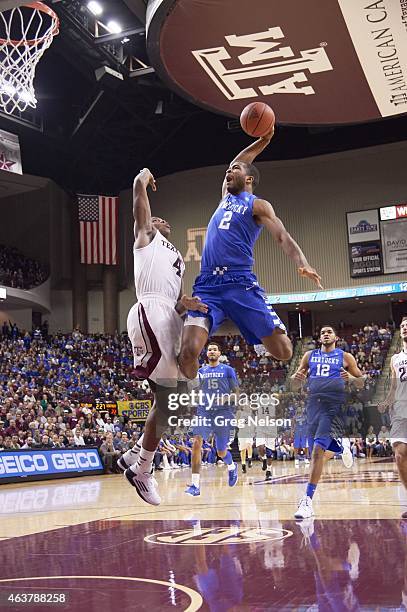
[{"x1": 0, "y1": 0, "x2": 406, "y2": 195}]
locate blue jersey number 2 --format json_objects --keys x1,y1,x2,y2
[{"x1": 218, "y1": 211, "x2": 232, "y2": 230}]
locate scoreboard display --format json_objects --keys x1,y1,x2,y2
[
  {"x1": 79, "y1": 402, "x2": 118, "y2": 417},
  {"x1": 347, "y1": 204, "x2": 407, "y2": 278}
]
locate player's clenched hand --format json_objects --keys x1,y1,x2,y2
[
  {"x1": 138, "y1": 168, "x2": 157, "y2": 191},
  {"x1": 298, "y1": 266, "x2": 323, "y2": 290},
  {"x1": 180, "y1": 295, "x2": 208, "y2": 314},
  {"x1": 340, "y1": 368, "x2": 350, "y2": 382}
]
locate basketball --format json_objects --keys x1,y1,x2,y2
[{"x1": 240, "y1": 102, "x2": 275, "y2": 138}]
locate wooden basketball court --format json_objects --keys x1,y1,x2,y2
[{"x1": 0, "y1": 458, "x2": 404, "y2": 610}]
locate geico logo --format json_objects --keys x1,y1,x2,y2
[
  {"x1": 0, "y1": 454, "x2": 48, "y2": 474},
  {"x1": 51, "y1": 452, "x2": 101, "y2": 470},
  {"x1": 0, "y1": 488, "x2": 50, "y2": 514},
  {"x1": 29, "y1": 488, "x2": 49, "y2": 511},
  {"x1": 74, "y1": 481, "x2": 100, "y2": 503},
  {"x1": 0, "y1": 481, "x2": 101, "y2": 514},
  {"x1": 52, "y1": 481, "x2": 100, "y2": 506}
]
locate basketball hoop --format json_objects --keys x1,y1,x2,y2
[{"x1": 0, "y1": 2, "x2": 59, "y2": 114}]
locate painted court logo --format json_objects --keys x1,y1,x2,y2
[
  {"x1": 145, "y1": 526, "x2": 292, "y2": 546},
  {"x1": 191, "y1": 27, "x2": 333, "y2": 100}
]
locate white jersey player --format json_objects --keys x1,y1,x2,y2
[
  {"x1": 236, "y1": 401, "x2": 254, "y2": 473},
  {"x1": 389, "y1": 349, "x2": 407, "y2": 427},
  {"x1": 379, "y1": 316, "x2": 407, "y2": 518},
  {"x1": 120, "y1": 168, "x2": 207, "y2": 506},
  {"x1": 254, "y1": 399, "x2": 277, "y2": 481},
  {"x1": 127, "y1": 219, "x2": 185, "y2": 384}
]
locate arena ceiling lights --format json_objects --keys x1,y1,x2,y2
[
  {"x1": 85, "y1": 2, "x2": 123, "y2": 37},
  {"x1": 87, "y1": 1, "x2": 103, "y2": 16}
]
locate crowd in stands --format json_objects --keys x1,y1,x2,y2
[
  {"x1": 0, "y1": 322, "x2": 149, "y2": 404},
  {"x1": 0, "y1": 321, "x2": 398, "y2": 471},
  {"x1": 351, "y1": 424, "x2": 393, "y2": 459},
  {"x1": 0, "y1": 244, "x2": 48, "y2": 289},
  {"x1": 0, "y1": 322, "x2": 154, "y2": 471},
  {"x1": 211, "y1": 333, "x2": 295, "y2": 396}
]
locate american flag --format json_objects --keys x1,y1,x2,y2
[{"x1": 78, "y1": 194, "x2": 118, "y2": 265}]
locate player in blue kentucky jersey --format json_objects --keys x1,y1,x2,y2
[
  {"x1": 185, "y1": 342, "x2": 239, "y2": 496},
  {"x1": 291, "y1": 325, "x2": 365, "y2": 519},
  {"x1": 179, "y1": 130, "x2": 322, "y2": 380}
]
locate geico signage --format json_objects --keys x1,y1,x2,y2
[
  {"x1": 0, "y1": 481, "x2": 101, "y2": 513},
  {"x1": 0, "y1": 450, "x2": 102, "y2": 476}
]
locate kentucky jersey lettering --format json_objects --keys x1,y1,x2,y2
[
  {"x1": 198, "y1": 363, "x2": 238, "y2": 411},
  {"x1": 201, "y1": 191, "x2": 262, "y2": 270},
  {"x1": 308, "y1": 348, "x2": 345, "y2": 397}
]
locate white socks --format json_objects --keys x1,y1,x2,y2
[
  {"x1": 130, "y1": 446, "x2": 155, "y2": 474},
  {"x1": 192, "y1": 473, "x2": 200, "y2": 487},
  {"x1": 131, "y1": 434, "x2": 144, "y2": 454}
]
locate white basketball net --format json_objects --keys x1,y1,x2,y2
[{"x1": 0, "y1": 2, "x2": 59, "y2": 114}]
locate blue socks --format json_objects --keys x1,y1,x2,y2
[
  {"x1": 306, "y1": 483, "x2": 317, "y2": 499},
  {"x1": 222, "y1": 451, "x2": 233, "y2": 465}
]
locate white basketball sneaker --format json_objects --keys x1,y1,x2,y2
[
  {"x1": 341, "y1": 439, "x2": 354, "y2": 469},
  {"x1": 162, "y1": 455, "x2": 172, "y2": 470},
  {"x1": 125, "y1": 468, "x2": 161, "y2": 506},
  {"x1": 294, "y1": 495, "x2": 314, "y2": 519},
  {"x1": 298, "y1": 516, "x2": 315, "y2": 540}
]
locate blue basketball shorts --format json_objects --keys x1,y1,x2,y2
[
  {"x1": 307, "y1": 395, "x2": 345, "y2": 452},
  {"x1": 186, "y1": 270, "x2": 286, "y2": 345},
  {"x1": 293, "y1": 430, "x2": 308, "y2": 449},
  {"x1": 192, "y1": 408, "x2": 235, "y2": 452}
]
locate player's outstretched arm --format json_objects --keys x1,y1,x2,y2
[
  {"x1": 222, "y1": 129, "x2": 274, "y2": 196},
  {"x1": 133, "y1": 168, "x2": 156, "y2": 248},
  {"x1": 291, "y1": 352, "x2": 311, "y2": 391},
  {"x1": 378, "y1": 362, "x2": 397, "y2": 412},
  {"x1": 341, "y1": 353, "x2": 365, "y2": 389},
  {"x1": 253, "y1": 198, "x2": 323, "y2": 289},
  {"x1": 232, "y1": 128, "x2": 274, "y2": 165}
]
